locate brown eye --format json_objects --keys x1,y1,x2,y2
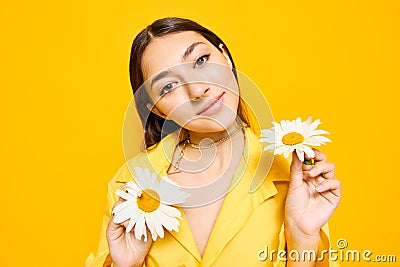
[
  {"x1": 160, "y1": 82, "x2": 178, "y2": 96},
  {"x1": 194, "y1": 54, "x2": 210, "y2": 68}
]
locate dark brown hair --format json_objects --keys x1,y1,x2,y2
[{"x1": 129, "y1": 17, "x2": 250, "y2": 149}]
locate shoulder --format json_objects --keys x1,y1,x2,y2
[
  {"x1": 244, "y1": 126, "x2": 291, "y2": 182},
  {"x1": 108, "y1": 154, "x2": 155, "y2": 185},
  {"x1": 269, "y1": 154, "x2": 292, "y2": 182},
  {"x1": 108, "y1": 133, "x2": 173, "y2": 185}
]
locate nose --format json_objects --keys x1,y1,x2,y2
[{"x1": 187, "y1": 82, "x2": 210, "y2": 100}]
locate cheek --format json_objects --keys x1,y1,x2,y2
[
  {"x1": 155, "y1": 95, "x2": 192, "y2": 121},
  {"x1": 225, "y1": 90, "x2": 240, "y2": 111}
]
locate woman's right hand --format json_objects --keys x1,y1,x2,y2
[{"x1": 106, "y1": 199, "x2": 153, "y2": 267}]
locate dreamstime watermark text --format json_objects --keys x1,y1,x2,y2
[{"x1": 257, "y1": 238, "x2": 396, "y2": 263}]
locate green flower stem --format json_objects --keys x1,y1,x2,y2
[{"x1": 303, "y1": 159, "x2": 314, "y2": 165}]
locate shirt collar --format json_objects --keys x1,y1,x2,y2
[{"x1": 119, "y1": 126, "x2": 291, "y2": 185}]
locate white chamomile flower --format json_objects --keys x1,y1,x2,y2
[
  {"x1": 112, "y1": 167, "x2": 190, "y2": 242},
  {"x1": 259, "y1": 116, "x2": 331, "y2": 162}
]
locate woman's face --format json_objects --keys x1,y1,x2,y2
[{"x1": 141, "y1": 31, "x2": 240, "y2": 133}]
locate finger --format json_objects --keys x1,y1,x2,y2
[
  {"x1": 302, "y1": 173, "x2": 326, "y2": 187},
  {"x1": 304, "y1": 152, "x2": 314, "y2": 162},
  {"x1": 316, "y1": 178, "x2": 341, "y2": 198},
  {"x1": 111, "y1": 198, "x2": 131, "y2": 228},
  {"x1": 308, "y1": 161, "x2": 335, "y2": 179},
  {"x1": 106, "y1": 214, "x2": 126, "y2": 242},
  {"x1": 302, "y1": 160, "x2": 314, "y2": 171},
  {"x1": 290, "y1": 151, "x2": 304, "y2": 188},
  {"x1": 112, "y1": 198, "x2": 125, "y2": 209},
  {"x1": 111, "y1": 198, "x2": 126, "y2": 215},
  {"x1": 311, "y1": 149, "x2": 327, "y2": 162},
  {"x1": 107, "y1": 200, "x2": 132, "y2": 241}
]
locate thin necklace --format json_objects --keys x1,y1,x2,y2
[
  {"x1": 171, "y1": 126, "x2": 244, "y2": 173},
  {"x1": 172, "y1": 140, "x2": 187, "y2": 173},
  {"x1": 187, "y1": 126, "x2": 244, "y2": 149}
]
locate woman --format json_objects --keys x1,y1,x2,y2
[{"x1": 86, "y1": 17, "x2": 341, "y2": 267}]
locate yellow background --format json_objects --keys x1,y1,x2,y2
[{"x1": 1, "y1": 0, "x2": 399, "y2": 266}]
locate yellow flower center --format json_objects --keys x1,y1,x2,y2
[
  {"x1": 137, "y1": 189, "x2": 160, "y2": 212},
  {"x1": 282, "y1": 132, "x2": 305, "y2": 145}
]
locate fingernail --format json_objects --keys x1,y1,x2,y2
[
  {"x1": 309, "y1": 168, "x2": 317, "y2": 175},
  {"x1": 316, "y1": 184, "x2": 324, "y2": 191}
]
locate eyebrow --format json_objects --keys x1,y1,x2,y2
[
  {"x1": 150, "y1": 70, "x2": 171, "y2": 88},
  {"x1": 150, "y1": 42, "x2": 206, "y2": 89},
  {"x1": 181, "y1": 41, "x2": 206, "y2": 61}
]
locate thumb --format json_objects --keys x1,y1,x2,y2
[
  {"x1": 106, "y1": 214, "x2": 125, "y2": 241},
  {"x1": 290, "y1": 151, "x2": 304, "y2": 188}
]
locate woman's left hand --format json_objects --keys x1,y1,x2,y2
[{"x1": 285, "y1": 149, "x2": 341, "y2": 237}]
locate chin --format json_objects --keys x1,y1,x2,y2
[{"x1": 182, "y1": 115, "x2": 238, "y2": 133}]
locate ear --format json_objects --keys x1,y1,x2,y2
[
  {"x1": 146, "y1": 103, "x2": 167, "y2": 119},
  {"x1": 218, "y1": 43, "x2": 233, "y2": 69}
]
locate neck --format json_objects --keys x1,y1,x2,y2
[
  {"x1": 170, "y1": 120, "x2": 246, "y2": 176},
  {"x1": 187, "y1": 121, "x2": 243, "y2": 147}
]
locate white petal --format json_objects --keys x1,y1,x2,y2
[
  {"x1": 298, "y1": 119, "x2": 308, "y2": 133},
  {"x1": 156, "y1": 180, "x2": 189, "y2": 205},
  {"x1": 134, "y1": 167, "x2": 148, "y2": 189},
  {"x1": 159, "y1": 204, "x2": 182, "y2": 218},
  {"x1": 283, "y1": 146, "x2": 296, "y2": 158},
  {"x1": 295, "y1": 117, "x2": 302, "y2": 128},
  {"x1": 134, "y1": 213, "x2": 146, "y2": 241},
  {"x1": 301, "y1": 145, "x2": 315, "y2": 159},
  {"x1": 163, "y1": 216, "x2": 180, "y2": 232},
  {"x1": 281, "y1": 120, "x2": 291, "y2": 133},
  {"x1": 113, "y1": 205, "x2": 137, "y2": 224},
  {"x1": 308, "y1": 129, "x2": 330, "y2": 136},
  {"x1": 283, "y1": 145, "x2": 294, "y2": 158},
  {"x1": 309, "y1": 119, "x2": 322, "y2": 131},
  {"x1": 145, "y1": 213, "x2": 158, "y2": 241},
  {"x1": 302, "y1": 117, "x2": 320, "y2": 136},
  {"x1": 274, "y1": 145, "x2": 289, "y2": 155},
  {"x1": 295, "y1": 149, "x2": 305, "y2": 162},
  {"x1": 150, "y1": 211, "x2": 165, "y2": 239},
  {"x1": 283, "y1": 146, "x2": 290, "y2": 158},
  {"x1": 125, "y1": 187, "x2": 141, "y2": 198},
  {"x1": 260, "y1": 128, "x2": 275, "y2": 138},
  {"x1": 162, "y1": 175, "x2": 180, "y2": 186},
  {"x1": 259, "y1": 137, "x2": 274, "y2": 144},
  {"x1": 294, "y1": 119, "x2": 301, "y2": 131},
  {"x1": 283, "y1": 151, "x2": 290, "y2": 158},
  {"x1": 272, "y1": 121, "x2": 283, "y2": 136},
  {"x1": 158, "y1": 208, "x2": 181, "y2": 232},
  {"x1": 134, "y1": 166, "x2": 145, "y2": 179},
  {"x1": 302, "y1": 140, "x2": 323, "y2": 147},
  {"x1": 115, "y1": 189, "x2": 136, "y2": 201},
  {"x1": 149, "y1": 172, "x2": 158, "y2": 188},
  {"x1": 302, "y1": 137, "x2": 330, "y2": 147},
  {"x1": 124, "y1": 182, "x2": 141, "y2": 197},
  {"x1": 143, "y1": 168, "x2": 151, "y2": 179},
  {"x1": 112, "y1": 201, "x2": 132, "y2": 218},
  {"x1": 124, "y1": 181, "x2": 140, "y2": 192},
  {"x1": 308, "y1": 135, "x2": 332, "y2": 143},
  {"x1": 291, "y1": 118, "x2": 297, "y2": 130},
  {"x1": 125, "y1": 210, "x2": 141, "y2": 233},
  {"x1": 262, "y1": 144, "x2": 276, "y2": 152}
]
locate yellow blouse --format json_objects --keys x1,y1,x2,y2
[{"x1": 86, "y1": 127, "x2": 339, "y2": 267}]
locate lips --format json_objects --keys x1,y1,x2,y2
[{"x1": 197, "y1": 92, "x2": 225, "y2": 116}]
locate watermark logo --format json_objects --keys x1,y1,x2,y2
[
  {"x1": 336, "y1": 238, "x2": 348, "y2": 249},
  {"x1": 257, "y1": 238, "x2": 397, "y2": 263}
]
